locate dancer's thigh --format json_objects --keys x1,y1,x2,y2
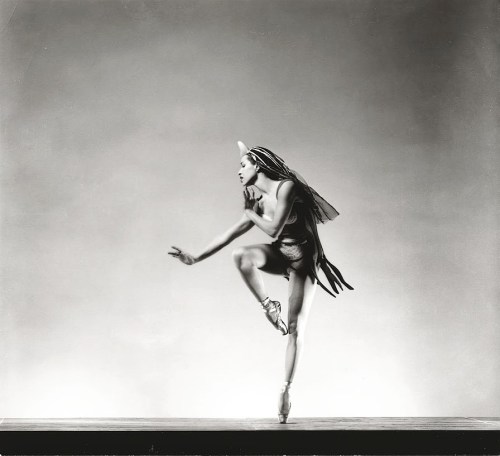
[
  {"x1": 241, "y1": 244, "x2": 288, "y2": 276},
  {"x1": 287, "y1": 267, "x2": 317, "y2": 333}
]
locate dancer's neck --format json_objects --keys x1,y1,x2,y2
[{"x1": 252, "y1": 174, "x2": 279, "y2": 196}]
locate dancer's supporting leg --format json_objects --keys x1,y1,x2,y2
[{"x1": 279, "y1": 267, "x2": 317, "y2": 422}]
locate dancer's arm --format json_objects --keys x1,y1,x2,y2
[
  {"x1": 244, "y1": 180, "x2": 296, "y2": 238},
  {"x1": 169, "y1": 214, "x2": 254, "y2": 265},
  {"x1": 194, "y1": 214, "x2": 254, "y2": 262}
]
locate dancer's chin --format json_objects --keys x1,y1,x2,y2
[{"x1": 241, "y1": 178, "x2": 255, "y2": 187}]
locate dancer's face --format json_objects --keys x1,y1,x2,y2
[{"x1": 238, "y1": 155, "x2": 258, "y2": 186}]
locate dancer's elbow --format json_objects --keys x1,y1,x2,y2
[{"x1": 269, "y1": 225, "x2": 282, "y2": 238}]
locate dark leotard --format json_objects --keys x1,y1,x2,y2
[
  {"x1": 271, "y1": 179, "x2": 314, "y2": 278},
  {"x1": 271, "y1": 179, "x2": 354, "y2": 297}
]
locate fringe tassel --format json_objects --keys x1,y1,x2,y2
[
  {"x1": 311, "y1": 267, "x2": 337, "y2": 298},
  {"x1": 325, "y1": 258, "x2": 354, "y2": 290},
  {"x1": 314, "y1": 257, "x2": 354, "y2": 298}
]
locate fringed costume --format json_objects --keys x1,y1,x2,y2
[{"x1": 247, "y1": 147, "x2": 354, "y2": 298}]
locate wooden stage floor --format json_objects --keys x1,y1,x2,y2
[{"x1": 1, "y1": 417, "x2": 499, "y2": 454}]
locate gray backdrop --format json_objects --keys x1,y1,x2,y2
[{"x1": 1, "y1": 0, "x2": 498, "y2": 417}]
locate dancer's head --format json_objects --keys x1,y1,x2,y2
[
  {"x1": 246, "y1": 146, "x2": 291, "y2": 181},
  {"x1": 237, "y1": 141, "x2": 291, "y2": 185}
]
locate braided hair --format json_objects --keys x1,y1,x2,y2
[{"x1": 245, "y1": 146, "x2": 339, "y2": 224}]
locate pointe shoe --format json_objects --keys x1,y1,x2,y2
[
  {"x1": 278, "y1": 405, "x2": 291, "y2": 424},
  {"x1": 261, "y1": 299, "x2": 288, "y2": 335},
  {"x1": 278, "y1": 382, "x2": 292, "y2": 424}
]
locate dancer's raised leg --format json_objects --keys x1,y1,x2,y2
[
  {"x1": 232, "y1": 244, "x2": 288, "y2": 333},
  {"x1": 232, "y1": 245, "x2": 275, "y2": 301}
]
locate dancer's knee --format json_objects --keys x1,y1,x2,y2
[
  {"x1": 232, "y1": 247, "x2": 252, "y2": 270},
  {"x1": 287, "y1": 320, "x2": 304, "y2": 342}
]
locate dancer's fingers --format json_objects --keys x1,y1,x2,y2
[
  {"x1": 168, "y1": 247, "x2": 182, "y2": 257},
  {"x1": 171, "y1": 246, "x2": 182, "y2": 252}
]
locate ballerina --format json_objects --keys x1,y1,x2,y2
[{"x1": 169, "y1": 141, "x2": 353, "y2": 423}]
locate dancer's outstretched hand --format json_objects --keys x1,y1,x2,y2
[
  {"x1": 243, "y1": 187, "x2": 262, "y2": 212},
  {"x1": 168, "y1": 246, "x2": 197, "y2": 265}
]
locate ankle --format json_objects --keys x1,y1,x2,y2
[
  {"x1": 261, "y1": 296, "x2": 277, "y2": 312},
  {"x1": 260, "y1": 296, "x2": 271, "y2": 307}
]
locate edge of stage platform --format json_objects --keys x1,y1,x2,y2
[{"x1": 1, "y1": 417, "x2": 499, "y2": 455}]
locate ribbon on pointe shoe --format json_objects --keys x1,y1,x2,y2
[{"x1": 260, "y1": 298, "x2": 288, "y2": 336}]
